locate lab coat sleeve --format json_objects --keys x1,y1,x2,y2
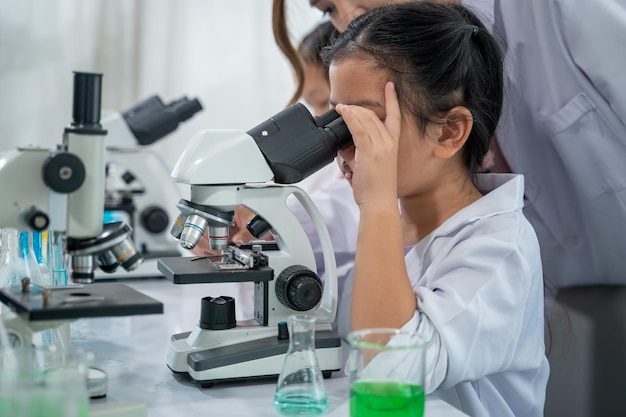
[
  {"x1": 412, "y1": 234, "x2": 540, "y2": 392},
  {"x1": 556, "y1": 0, "x2": 626, "y2": 125}
]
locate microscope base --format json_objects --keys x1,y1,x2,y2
[{"x1": 167, "y1": 329, "x2": 343, "y2": 385}]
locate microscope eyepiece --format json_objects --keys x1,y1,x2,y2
[
  {"x1": 247, "y1": 103, "x2": 352, "y2": 184},
  {"x1": 71, "y1": 72, "x2": 103, "y2": 128},
  {"x1": 122, "y1": 95, "x2": 204, "y2": 146}
]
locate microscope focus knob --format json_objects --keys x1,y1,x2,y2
[
  {"x1": 141, "y1": 206, "x2": 169, "y2": 234},
  {"x1": 275, "y1": 265, "x2": 323, "y2": 311},
  {"x1": 22, "y1": 207, "x2": 50, "y2": 231},
  {"x1": 42, "y1": 152, "x2": 86, "y2": 193}
]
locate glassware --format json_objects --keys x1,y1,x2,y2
[
  {"x1": 33, "y1": 231, "x2": 52, "y2": 286},
  {"x1": 274, "y1": 314, "x2": 328, "y2": 416},
  {"x1": 0, "y1": 228, "x2": 45, "y2": 288},
  {"x1": 46, "y1": 231, "x2": 68, "y2": 286},
  {"x1": 346, "y1": 328, "x2": 431, "y2": 417},
  {"x1": 0, "y1": 345, "x2": 92, "y2": 417}
]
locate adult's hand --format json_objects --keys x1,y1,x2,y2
[{"x1": 188, "y1": 206, "x2": 272, "y2": 257}]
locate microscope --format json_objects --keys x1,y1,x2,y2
[
  {"x1": 98, "y1": 95, "x2": 203, "y2": 279},
  {"x1": 157, "y1": 104, "x2": 352, "y2": 385},
  {"x1": 0, "y1": 72, "x2": 163, "y2": 376},
  {"x1": 0, "y1": 72, "x2": 149, "y2": 285}
]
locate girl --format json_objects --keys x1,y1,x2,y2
[{"x1": 322, "y1": 3, "x2": 549, "y2": 416}]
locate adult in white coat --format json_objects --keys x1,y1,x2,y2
[
  {"x1": 492, "y1": 0, "x2": 626, "y2": 289},
  {"x1": 325, "y1": 3, "x2": 548, "y2": 416}
]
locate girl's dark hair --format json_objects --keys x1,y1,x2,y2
[
  {"x1": 322, "y1": 2, "x2": 504, "y2": 175},
  {"x1": 297, "y1": 21, "x2": 336, "y2": 84}
]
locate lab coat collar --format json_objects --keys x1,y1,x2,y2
[{"x1": 423, "y1": 173, "x2": 525, "y2": 241}]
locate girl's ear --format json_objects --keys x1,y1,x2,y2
[{"x1": 432, "y1": 106, "x2": 473, "y2": 160}]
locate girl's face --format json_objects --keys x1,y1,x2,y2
[
  {"x1": 302, "y1": 62, "x2": 331, "y2": 116},
  {"x1": 310, "y1": 0, "x2": 397, "y2": 32},
  {"x1": 330, "y1": 57, "x2": 442, "y2": 198},
  {"x1": 311, "y1": 0, "x2": 461, "y2": 32}
]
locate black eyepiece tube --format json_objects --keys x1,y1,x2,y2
[
  {"x1": 247, "y1": 103, "x2": 353, "y2": 184},
  {"x1": 314, "y1": 108, "x2": 341, "y2": 128},
  {"x1": 71, "y1": 72, "x2": 103, "y2": 128},
  {"x1": 122, "y1": 95, "x2": 204, "y2": 145}
]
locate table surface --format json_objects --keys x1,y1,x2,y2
[{"x1": 72, "y1": 278, "x2": 468, "y2": 417}]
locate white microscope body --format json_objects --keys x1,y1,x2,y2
[{"x1": 158, "y1": 104, "x2": 352, "y2": 384}]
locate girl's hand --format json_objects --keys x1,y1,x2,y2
[{"x1": 335, "y1": 82, "x2": 402, "y2": 209}]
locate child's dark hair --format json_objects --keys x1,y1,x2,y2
[
  {"x1": 322, "y1": 2, "x2": 504, "y2": 175},
  {"x1": 298, "y1": 21, "x2": 336, "y2": 84},
  {"x1": 271, "y1": 0, "x2": 336, "y2": 106}
]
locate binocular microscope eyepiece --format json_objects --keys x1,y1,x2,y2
[
  {"x1": 247, "y1": 103, "x2": 352, "y2": 184},
  {"x1": 168, "y1": 103, "x2": 352, "y2": 251}
]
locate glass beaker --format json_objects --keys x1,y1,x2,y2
[
  {"x1": 346, "y1": 328, "x2": 431, "y2": 417},
  {"x1": 274, "y1": 314, "x2": 328, "y2": 416},
  {"x1": 0, "y1": 345, "x2": 92, "y2": 417}
]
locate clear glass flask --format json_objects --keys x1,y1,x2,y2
[{"x1": 274, "y1": 314, "x2": 328, "y2": 416}]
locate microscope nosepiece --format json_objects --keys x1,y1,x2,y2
[
  {"x1": 72, "y1": 255, "x2": 96, "y2": 284},
  {"x1": 208, "y1": 226, "x2": 229, "y2": 251},
  {"x1": 170, "y1": 213, "x2": 188, "y2": 239},
  {"x1": 111, "y1": 238, "x2": 143, "y2": 271},
  {"x1": 96, "y1": 251, "x2": 120, "y2": 273},
  {"x1": 179, "y1": 214, "x2": 208, "y2": 250}
]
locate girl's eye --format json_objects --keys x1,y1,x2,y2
[{"x1": 323, "y1": 7, "x2": 334, "y2": 16}]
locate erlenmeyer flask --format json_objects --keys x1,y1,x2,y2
[{"x1": 274, "y1": 314, "x2": 328, "y2": 416}]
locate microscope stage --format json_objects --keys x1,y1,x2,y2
[
  {"x1": 0, "y1": 283, "x2": 163, "y2": 321},
  {"x1": 158, "y1": 256, "x2": 274, "y2": 284}
]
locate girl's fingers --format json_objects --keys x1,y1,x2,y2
[
  {"x1": 337, "y1": 104, "x2": 386, "y2": 148},
  {"x1": 336, "y1": 104, "x2": 373, "y2": 151},
  {"x1": 383, "y1": 82, "x2": 402, "y2": 142}
]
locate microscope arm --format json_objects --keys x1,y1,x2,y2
[
  {"x1": 0, "y1": 148, "x2": 58, "y2": 231},
  {"x1": 0, "y1": 135, "x2": 104, "y2": 239},
  {"x1": 287, "y1": 187, "x2": 338, "y2": 323}
]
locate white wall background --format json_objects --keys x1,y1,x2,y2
[{"x1": 0, "y1": 0, "x2": 323, "y2": 174}]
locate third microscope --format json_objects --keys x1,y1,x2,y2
[{"x1": 157, "y1": 104, "x2": 352, "y2": 385}]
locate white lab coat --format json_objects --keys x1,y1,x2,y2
[
  {"x1": 492, "y1": 0, "x2": 626, "y2": 288},
  {"x1": 339, "y1": 173, "x2": 549, "y2": 417}
]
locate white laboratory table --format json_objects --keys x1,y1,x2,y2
[{"x1": 72, "y1": 278, "x2": 468, "y2": 417}]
